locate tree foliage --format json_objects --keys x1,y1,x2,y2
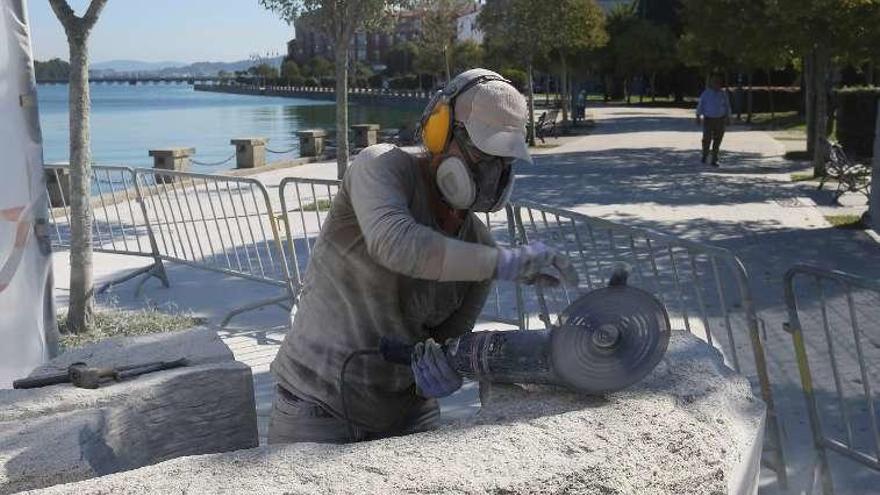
[
  {"x1": 281, "y1": 60, "x2": 302, "y2": 82},
  {"x1": 451, "y1": 40, "x2": 484, "y2": 74},
  {"x1": 34, "y1": 58, "x2": 71, "y2": 81},
  {"x1": 260, "y1": 0, "x2": 413, "y2": 178},
  {"x1": 413, "y1": 0, "x2": 459, "y2": 82}
]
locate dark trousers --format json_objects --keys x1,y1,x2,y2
[
  {"x1": 702, "y1": 117, "x2": 726, "y2": 162},
  {"x1": 267, "y1": 385, "x2": 440, "y2": 444}
]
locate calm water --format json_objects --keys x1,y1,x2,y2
[{"x1": 37, "y1": 84, "x2": 422, "y2": 172}]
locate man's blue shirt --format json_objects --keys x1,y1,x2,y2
[{"x1": 696, "y1": 88, "x2": 731, "y2": 118}]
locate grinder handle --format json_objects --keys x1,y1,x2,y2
[{"x1": 379, "y1": 337, "x2": 415, "y2": 366}]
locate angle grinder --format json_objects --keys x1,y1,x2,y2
[{"x1": 380, "y1": 275, "x2": 671, "y2": 394}]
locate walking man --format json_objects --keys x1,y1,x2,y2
[{"x1": 696, "y1": 74, "x2": 732, "y2": 166}]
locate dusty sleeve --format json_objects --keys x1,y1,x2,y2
[
  {"x1": 347, "y1": 146, "x2": 498, "y2": 282},
  {"x1": 696, "y1": 91, "x2": 705, "y2": 117}
]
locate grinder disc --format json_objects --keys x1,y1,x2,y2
[{"x1": 550, "y1": 285, "x2": 670, "y2": 394}]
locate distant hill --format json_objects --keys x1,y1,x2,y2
[
  {"x1": 91, "y1": 60, "x2": 187, "y2": 72},
  {"x1": 157, "y1": 56, "x2": 284, "y2": 77},
  {"x1": 39, "y1": 56, "x2": 285, "y2": 79}
]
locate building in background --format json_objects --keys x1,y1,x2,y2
[
  {"x1": 287, "y1": 10, "x2": 421, "y2": 70},
  {"x1": 286, "y1": 1, "x2": 484, "y2": 71},
  {"x1": 456, "y1": 0, "x2": 484, "y2": 44}
]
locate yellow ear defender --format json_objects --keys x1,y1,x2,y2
[{"x1": 419, "y1": 71, "x2": 510, "y2": 155}]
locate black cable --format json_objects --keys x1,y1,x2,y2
[{"x1": 339, "y1": 349, "x2": 381, "y2": 443}]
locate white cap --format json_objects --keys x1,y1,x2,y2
[{"x1": 454, "y1": 76, "x2": 532, "y2": 163}]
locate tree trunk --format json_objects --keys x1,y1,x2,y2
[
  {"x1": 813, "y1": 45, "x2": 831, "y2": 177},
  {"x1": 746, "y1": 71, "x2": 754, "y2": 123},
  {"x1": 870, "y1": 100, "x2": 880, "y2": 231},
  {"x1": 67, "y1": 37, "x2": 94, "y2": 333},
  {"x1": 768, "y1": 69, "x2": 776, "y2": 123},
  {"x1": 527, "y1": 61, "x2": 536, "y2": 146},
  {"x1": 804, "y1": 51, "x2": 817, "y2": 159},
  {"x1": 560, "y1": 56, "x2": 569, "y2": 124},
  {"x1": 335, "y1": 31, "x2": 351, "y2": 179},
  {"x1": 651, "y1": 73, "x2": 657, "y2": 102}
]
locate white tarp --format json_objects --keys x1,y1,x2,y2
[{"x1": 0, "y1": 0, "x2": 57, "y2": 388}]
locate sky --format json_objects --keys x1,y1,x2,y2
[{"x1": 27, "y1": 0, "x2": 295, "y2": 64}]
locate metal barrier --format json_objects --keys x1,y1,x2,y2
[
  {"x1": 133, "y1": 168, "x2": 292, "y2": 326},
  {"x1": 511, "y1": 200, "x2": 787, "y2": 486},
  {"x1": 784, "y1": 264, "x2": 880, "y2": 494},
  {"x1": 44, "y1": 164, "x2": 167, "y2": 293},
  {"x1": 277, "y1": 177, "x2": 340, "y2": 301}
]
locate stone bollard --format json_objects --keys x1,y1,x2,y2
[
  {"x1": 297, "y1": 129, "x2": 327, "y2": 158},
  {"x1": 149, "y1": 147, "x2": 194, "y2": 183},
  {"x1": 351, "y1": 124, "x2": 380, "y2": 149},
  {"x1": 45, "y1": 168, "x2": 70, "y2": 208},
  {"x1": 230, "y1": 138, "x2": 267, "y2": 169}
]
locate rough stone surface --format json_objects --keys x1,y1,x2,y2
[
  {"x1": 0, "y1": 328, "x2": 258, "y2": 494},
  {"x1": 31, "y1": 332, "x2": 764, "y2": 495}
]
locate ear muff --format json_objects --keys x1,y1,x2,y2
[
  {"x1": 418, "y1": 71, "x2": 511, "y2": 156},
  {"x1": 422, "y1": 97, "x2": 452, "y2": 155},
  {"x1": 435, "y1": 155, "x2": 475, "y2": 210}
]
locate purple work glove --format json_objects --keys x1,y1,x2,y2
[
  {"x1": 495, "y1": 241, "x2": 579, "y2": 287},
  {"x1": 411, "y1": 338, "x2": 462, "y2": 398}
]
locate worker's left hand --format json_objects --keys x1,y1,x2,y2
[{"x1": 411, "y1": 338, "x2": 462, "y2": 398}]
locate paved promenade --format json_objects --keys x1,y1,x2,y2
[{"x1": 53, "y1": 105, "x2": 878, "y2": 493}]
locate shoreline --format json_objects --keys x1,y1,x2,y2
[{"x1": 193, "y1": 83, "x2": 430, "y2": 108}]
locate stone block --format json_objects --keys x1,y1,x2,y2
[
  {"x1": 230, "y1": 138, "x2": 267, "y2": 169},
  {"x1": 149, "y1": 148, "x2": 194, "y2": 183},
  {"x1": 297, "y1": 129, "x2": 327, "y2": 158},
  {"x1": 351, "y1": 124, "x2": 380, "y2": 148},
  {"x1": 0, "y1": 327, "x2": 257, "y2": 494},
  {"x1": 30, "y1": 332, "x2": 765, "y2": 495}
]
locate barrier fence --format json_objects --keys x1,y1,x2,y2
[
  {"x1": 784, "y1": 264, "x2": 880, "y2": 494},
  {"x1": 44, "y1": 164, "x2": 167, "y2": 292},
  {"x1": 511, "y1": 200, "x2": 786, "y2": 486},
  {"x1": 47, "y1": 165, "x2": 787, "y2": 485}
]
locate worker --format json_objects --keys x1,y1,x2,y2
[{"x1": 268, "y1": 68, "x2": 578, "y2": 444}]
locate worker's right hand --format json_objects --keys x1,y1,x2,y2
[
  {"x1": 411, "y1": 339, "x2": 462, "y2": 398},
  {"x1": 495, "y1": 242, "x2": 579, "y2": 288}
]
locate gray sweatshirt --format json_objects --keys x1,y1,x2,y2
[{"x1": 271, "y1": 144, "x2": 498, "y2": 432}]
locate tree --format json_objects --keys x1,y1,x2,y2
[
  {"x1": 770, "y1": 0, "x2": 878, "y2": 175},
  {"x1": 384, "y1": 41, "x2": 418, "y2": 76},
  {"x1": 480, "y1": 0, "x2": 553, "y2": 146},
  {"x1": 261, "y1": 0, "x2": 412, "y2": 179},
  {"x1": 34, "y1": 58, "x2": 71, "y2": 81},
  {"x1": 413, "y1": 0, "x2": 459, "y2": 84},
  {"x1": 544, "y1": 0, "x2": 607, "y2": 123},
  {"x1": 281, "y1": 60, "x2": 303, "y2": 83},
  {"x1": 610, "y1": 16, "x2": 674, "y2": 103},
  {"x1": 248, "y1": 63, "x2": 280, "y2": 84},
  {"x1": 305, "y1": 55, "x2": 334, "y2": 80},
  {"x1": 48, "y1": 0, "x2": 109, "y2": 334},
  {"x1": 679, "y1": 0, "x2": 790, "y2": 120},
  {"x1": 451, "y1": 40, "x2": 484, "y2": 74}
]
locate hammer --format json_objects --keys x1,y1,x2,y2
[{"x1": 12, "y1": 358, "x2": 188, "y2": 389}]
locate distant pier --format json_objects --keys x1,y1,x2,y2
[{"x1": 194, "y1": 83, "x2": 430, "y2": 107}]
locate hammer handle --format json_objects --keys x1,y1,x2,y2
[{"x1": 12, "y1": 372, "x2": 69, "y2": 389}]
